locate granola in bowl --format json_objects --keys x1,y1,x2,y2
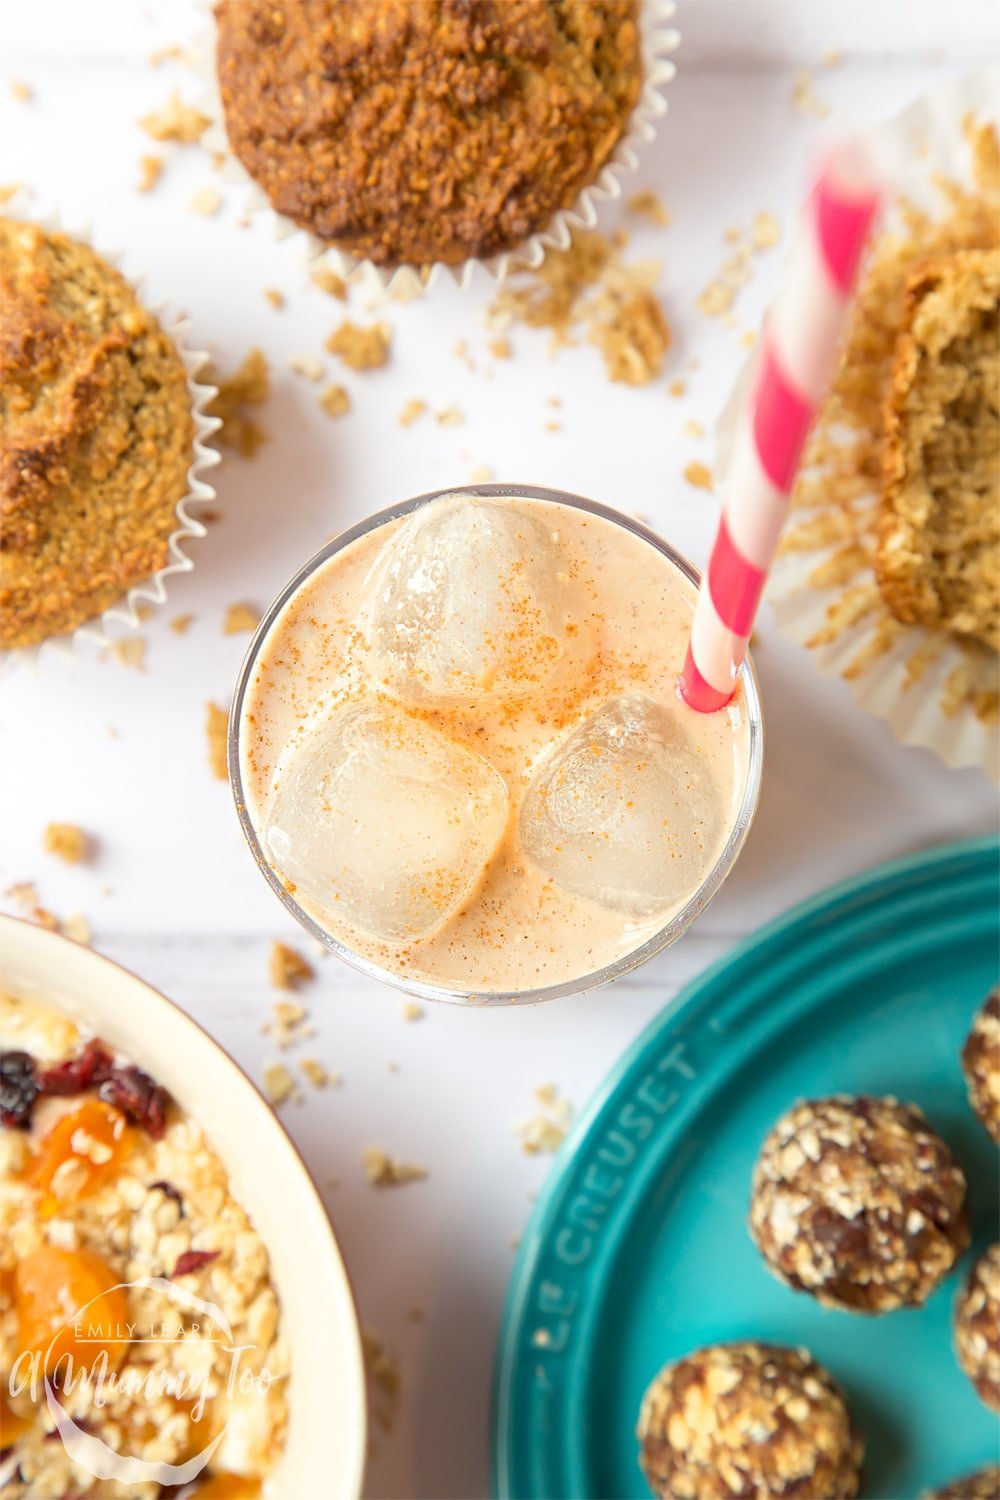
[{"x1": 0, "y1": 991, "x2": 288, "y2": 1499}]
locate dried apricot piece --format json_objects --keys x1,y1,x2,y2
[
  {"x1": 14, "y1": 1245, "x2": 129, "y2": 1376},
  {"x1": 27, "y1": 1098, "x2": 134, "y2": 1216}
]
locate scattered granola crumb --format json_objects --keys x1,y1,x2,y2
[
  {"x1": 299, "y1": 1058, "x2": 330, "y2": 1089},
  {"x1": 149, "y1": 44, "x2": 186, "y2": 66},
  {"x1": 363, "y1": 1147, "x2": 428, "y2": 1188},
  {"x1": 289, "y1": 354, "x2": 324, "y2": 382},
  {"x1": 791, "y1": 68, "x2": 830, "y2": 119},
  {"x1": 190, "y1": 185, "x2": 222, "y2": 217},
  {"x1": 400, "y1": 1002, "x2": 425, "y2": 1022},
  {"x1": 139, "y1": 91, "x2": 210, "y2": 144},
  {"x1": 751, "y1": 211, "x2": 781, "y2": 249},
  {"x1": 683, "y1": 462, "x2": 714, "y2": 492},
  {"x1": 512, "y1": 1084, "x2": 573, "y2": 1155},
  {"x1": 822, "y1": 47, "x2": 843, "y2": 68},
  {"x1": 469, "y1": 465, "x2": 494, "y2": 484},
  {"x1": 312, "y1": 267, "x2": 348, "y2": 300},
  {"x1": 61, "y1": 914, "x2": 92, "y2": 946},
  {"x1": 668, "y1": 379, "x2": 686, "y2": 398},
  {"x1": 264, "y1": 999, "x2": 307, "y2": 1047},
  {"x1": 268, "y1": 940, "x2": 314, "y2": 991},
  {"x1": 740, "y1": 329, "x2": 757, "y2": 349},
  {"x1": 326, "y1": 321, "x2": 391, "y2": 372},
  {"x1": 205, "y1": 702, "x2": 228, "y2": 780},
  {"x1": 627, "y1": 189, "x2": 670, "y2": 227},
  {"x1": 5, "y1": 881, "x2": 39, "y2": 911},
  {"x1": 398, "y1": 398, "x2": 427, "y2": 428},
  {"x1": 545, "y1": 420, "x2": 563, "y2": 432},
  {"x1": 363, "y1": 1331, "x2": 400, "y2": 1435},
  {"x1": 223, "y1": 602, "x2": 260, "y2": 635},
  {"x1": 489, "y1": 230, "x2": 670, "y2": 386},
  {"x1": 43, "y1": 823, "x2": 90, "y2": 865},
  {"x1": 263, "y1": 287, "x2": 285, "y2": 310},
  {"x1": 137, "y1": 155, "x2": 164, "y2": 193},
  {"x1": 489, "y1": 337, "x2": 512, "y2": 360},
  {"x1": 683, "y1": 420, "x2": 706, "y2": 440},
  {"x1": 170, "y1": 613, "x2": 195, "y2": 634},
  {"x1": 0, "y1": 185, "x2": 22, "y2": 205},
  {"x1": 263, "y1": 1061, "x2": 300, "y2": 1107},
  {"x1": 319, "y1": 383, "x2": 351, "y2": 419},
  {"x1": 10, "y1": 80, "x2": 32, "y2": 103},
  {"x1": 435, "y1": 404, "x2": 464, "y2": 427},
  {"x1": 109, "y1": 638, "x2": 146, "y2": 670},
  {"x1": 205, "y1": 349, "x2": 270, "y2": 458}
]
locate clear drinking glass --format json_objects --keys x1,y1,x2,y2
[{"x1": 228, "y1": 484, "x2": 764, "y2": 1006}]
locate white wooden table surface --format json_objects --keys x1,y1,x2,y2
[{"x1": 1, "y1": 4, "x2": 996, "y2": 1496}]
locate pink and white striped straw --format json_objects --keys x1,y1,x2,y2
[{"x1": 680, "y1": 142, "x2": 883, "y2": 713}]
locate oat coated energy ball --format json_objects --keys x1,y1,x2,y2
[
  {"x1": 749, "y1": 1095, "x2": 970, "y2": 1313},
  {"x1": 636, "y1": 1341, "x2": 863, "y2": 1500},
  {"x1": 922, "y1": 1467, "x2": 1000, "y2": 1500},
  {"x1": 961, "y1": 988, "x2": 1000, "y2": 1143},
  {"x1": 954, "y1": 1243, "x2": 1000, "y2": 1412}
]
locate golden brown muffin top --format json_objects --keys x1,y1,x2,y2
[
  {"x1": 0, "y1": 219, "x2": 195, "y2": 649},
  {"x1": 215, "y1": 0, "x2": 642, "y2": 267}
]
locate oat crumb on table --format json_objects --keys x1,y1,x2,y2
[
  {"x1": 148, "y1": 43, "x2": 186, "y2": 66},
  {"x1": 263, "y1": 1060, "x2": 300, "y2": 1106},
  {"x1": 10, "y1": 80, "x2": 32, "y2": 103},
  {"x1": 139, "y1": 90, "x2": 211, "y2": 144},
  {"x1": 42, "y1": 822, "x2": 90, "y2": 864},
  {"x1": 398, "y1": 397, "x2": 427, "y2": 427},
  {"x1": 512, "y1": 1084, "x2": 573, "y2": 1155},
  {"x1": 205, "y1": 701, "x2": 229, "y2": 780},
  {"x1": 319, "y1": 383, "x2": 352, "y2": 419},
  {"x1": 263, "y1": 287, "x2": 285, "y2": 309},
  {"x1": 363, "y1": 1330, "x2": 400, "y2": 1435},
  {"x1": 312, "y1": 267, "x2": 348, "y2": 300},
  {"x1": 299, "y1": 1058, "x2": 331, "y2": 1089},
  {"x1": 400, "y1": 1002, "x2": 425, "y2": 1022},
  {"x1": 363, "y1": 1146, "x2": 428, "y2": 1187},
  {"x1": 435, "y1": 404, "x2": 464, "y2": 427},
  {"x1": 108, "y1": 637, "x2": 146, "y2": 670},
  {"x1": 627, "y1": 189, "x2": 670, "y2": 227},
  {"x1": 137, "y1": 154, "x2": 164, "y2": 193},
  {"x1": 170, "y1": 612, "x2": 195, "y2": 634},
  {"x1": 268, "y1": 940, "x2": 314, "y2": 991},
  {"x1": 326, "y1": 320, "x2": 391, "y2": 371},
  {"x1": 289, "y1": 353, "x2": 325, "y2": 381},
  {"x1": 223, "y1": 601, "x2": 261, "y2": 634},
  {"x1": 205, "y1": 347, "x2": 270, "y2": 458},
  {"x1": 683, "y1": 462, "x2": 713, "y2": 492},
  {"x1": 189, "y1": 185, "x2": 222, "y2": 217}
]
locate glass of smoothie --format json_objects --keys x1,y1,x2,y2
[{"x1": 229, "y1": 485, "x2": 763, "y2": 1004}]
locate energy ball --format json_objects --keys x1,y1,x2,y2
[
  {"x1": 961, "y1": 988, "x2": 1000, "y2": 1143},
  {"x1": 637, "y1": 1341, "x2": 863, "y2": 1500},
  {"x1": 922, "y1": 1467, "x2": 1000, "y2": 1500},
  {"x1": 749, "y1": 1095, "x2": 970, "y2": 1313},
  {"x1": 954, "y1": 1243, "x2": 1000, "y2": 1412}
]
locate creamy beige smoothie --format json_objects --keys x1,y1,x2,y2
[{"x1": 236, "y1": 490, "x2": 756, "y2": 997}]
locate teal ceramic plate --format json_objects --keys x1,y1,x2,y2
[{"x1": 493, "y1": 838, "x2": 1000, "y2": 1500}]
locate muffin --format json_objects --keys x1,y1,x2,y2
[
  {"x1": 0, "y1": 219, "x2": 196, "y2": 649},
  {"x1": 877, "y1": 248, "x2": 1000, "y2": 651},
  {"x1": 954, "y1": 1243, "x2": 1000, "y2": 1412},
  {"x1": 962, "y1": 986, "x2": 1000, "y2": 1142},
  {"x1": 637, "y1": 1341, "x2": 863, "y2": 1500},
  {"x1": 215, "y1": 0, "x2": 643, "y2": 268},
  {"x1": 749, "y1": 1095, "x2": 970, "y2": 1313}
]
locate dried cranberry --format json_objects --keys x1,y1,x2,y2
[
  {"x1": 150, "y1": 1180, "x2": 184, "y2": 1213},
  {"x1": 99, "y1": 1066, "x2": 170, "y2": 1138},
  {"x1": 37, "y1": 1038, "x2": 113, "y2": 1095},
  {"x1": 172, "y1": 1249, "x2": 219, "y2": 1277},
  {"x1": 1, "y1": 1050, "x2": 38, "y2": 1128}
]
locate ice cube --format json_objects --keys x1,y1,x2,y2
[
  {"x1": 263, "y1": 699, "x2": 508, "y2": 944},
  {"x1": 363, "y1": 494, "x2": 578, "y2": 707},
  {"x1": 518, "y1": 693, "x2": 727, "y2": 919}
]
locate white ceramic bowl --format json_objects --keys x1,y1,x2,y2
[{"x1": 0, "y1": 915, "x2": 367, "y2": 1498}]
